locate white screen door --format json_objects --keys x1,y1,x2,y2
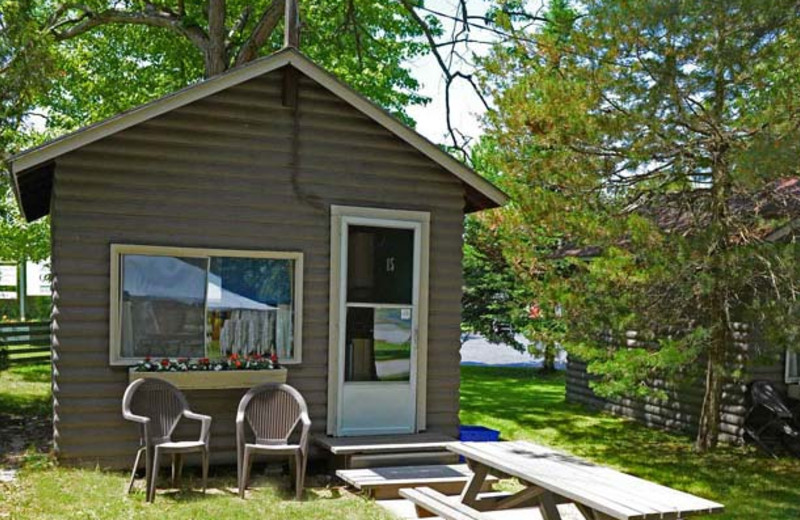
[{"x1": 336, "y1": 216, "x2": 420, "y2": 436}]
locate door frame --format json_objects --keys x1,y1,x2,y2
[{"x1": 327, "y1": 205, "x2": 430, "y2": 436}]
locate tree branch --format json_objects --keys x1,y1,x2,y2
[
  {"x1": 234, "y1": 0, "x2": 282, "y2": 66},
  {"x1": 49, "y1": 4, "x2": 208, "y2": 50},
  {"x1": 401, "y1": 0, "x2": 491, "y2": 154}
]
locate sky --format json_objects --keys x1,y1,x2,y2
[
  {"x1": 404, "y1": 0, "x2": 498, "y2": 146},
  {"x1": 26, "y1": 1, "x2": 526, "y2": 148}
]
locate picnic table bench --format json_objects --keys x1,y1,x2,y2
[{"x1": 400, "y1": 441, "x2": 724, "y2": 520}]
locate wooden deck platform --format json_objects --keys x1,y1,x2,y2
[
  {"x1": 337, "y1": 464, "x2": 499, "y2": 499},
  {"x1": 312, "y1": 433, "x2": 458, "y2": 469}
]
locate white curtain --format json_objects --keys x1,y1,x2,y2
[
  {"x1": 219, "y1": 310, "x2": 276, "y2": 356},
  {"x1": 276, "y1": 304, "x2": 293, "y2": 359}
]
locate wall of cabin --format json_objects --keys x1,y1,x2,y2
[
  {"x1": 49, "y1": 68, "x2": 465, "y2": 468},
  {"x1": 565, "y1": 326, "x2": 786, "y2": 444}
]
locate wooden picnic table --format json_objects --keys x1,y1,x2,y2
[{"x1": 446, "y1": 441, "x2": 724, "y2": 520}]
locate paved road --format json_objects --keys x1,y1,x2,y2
[{"x1": 459, "y1": 334, "x2": 566, "y2": 369}]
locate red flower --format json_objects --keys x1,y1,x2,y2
[
  {"x1": 235, "y1": 360, "x2": 242, "y2": 369},
  {"x1": 200, "y1": 357, "x2": 210, "y2": 365},
  {"x1": 252, "y1": 353, "x2": 262, "y2": 360},
  {"x1": 160, "y1": 358, "x2": 170, "y2": 367},
  {"x1": 144, "y1": 356, "x2": 151, "y2": 362},
  {"x1": 230, "y1": 353, "x2": 239, "y2": 361},
  {"x1": 270, "y1": 352, "x2": 278, "y2": 363}
]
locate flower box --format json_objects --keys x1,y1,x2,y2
[{"x1": 128, "y1": 367, "x2": 288, "y2": 390}]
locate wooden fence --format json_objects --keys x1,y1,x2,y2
[{"x1": 0, "y1": 320, "x2": 51, "y2": 366}]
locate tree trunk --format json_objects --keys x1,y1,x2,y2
[
  {"x1": 695, "y1": 13, "x2": 730, "y2": 453},
  {"x1": 542, "y1": 344, "x2": 556, "y2": 372},
  {"x1": 204, "y1": 0, "x2": 228, "y2": 77},
  {"x1": 695, "y1": 322, "x2": 725, "y2": 451},
  {"x1": 694, "y1": 156, "x2": 731, "y2": 452}
]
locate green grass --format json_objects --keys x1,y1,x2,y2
[
  {"x1": 3, "y1": 343, "x2": 50, "y2": 363},
  {"x1": 460, "y1": 365, "x2": 800, "y2": 520},
  {"x1": 0, "y1": 362, "x2": 390, "y2": 520},
  {"x1": 0, "y1": 363, "x2": 50, "y2": 418},
  {"x1": 2, "y1": 363, "x2": 799, "y2": 519},
  {"x1": 1, "y1": 469, "x2": 394, "y2": 520}
]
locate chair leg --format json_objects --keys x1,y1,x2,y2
[
  {"x1": 171, "y1": 454, "x2": 177, "y2": 487},
  {"x1": 144, "y1": 447, "x2": 153, "y2": 501},
  {"x1": 149, "y1": 447, "x2": 161, "y2": 503},
  {"x1": 236, "y1": 444, "x2": 243, "y2": 496},
  {"x1": 288, "y1": 454, "x2": 296, "y2": 482},
  {"x1": 239, "y1": 448, "x2": 252, "y2": 499},
  {"x1": 301, "y1": 454, "x2": 308, "y2": 492},
  {"x1": 295, "y1": 452, "x2": 306, "y2": 501},
  {"x1": 201, "y1": 449, "x2": 209, "y2": 494},
  {"x1": 127, "y1": 447, "x2": 145, "y2": 494},
  {"x1": 175, "y1": 454, "x2": 183, "y2": 488}
]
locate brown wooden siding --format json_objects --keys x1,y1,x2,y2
[
  {"x1": 50, "y1": 70, "x2": 465, "y2": 468},
  {"x1": 565, "y1": 326, "x2": 785, "y2": 444}
]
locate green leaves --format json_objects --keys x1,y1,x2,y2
[
  {"x1": 474, "y1": 0, "x2": 800, "y2": 419},
  {"x1": 1, "y1": 0, "x2": 436, "y2": 263}
]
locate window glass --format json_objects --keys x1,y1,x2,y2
[
  {"x1": 207, "y1": 257, "x2": 295, "y2": 359},
  {"x1": 347, "y1": 226, "x2": 414, "y2": 304},
  {"x1": 788, "y1": 350, "x2": 799, "y2": 382},
  {"x1": 120, "y1": 255, "x2": 207, "y2": 359},
  {"x1": 345, "y1": 307, "x2": 412, "y2": 382},
  {"x1": 115, "y1": 248, "x2": 301, "y2": 364}
]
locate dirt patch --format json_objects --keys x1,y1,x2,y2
[{"x1": 0, "y1": 411, "x2": 51, "y2": 467}]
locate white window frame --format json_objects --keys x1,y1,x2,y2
[
  {"x1": 109, "y1": 244, "x2": 303, "y2": 366},
  {"x1": 786, "y1": 349, "x2": 800, "y2": 384}
]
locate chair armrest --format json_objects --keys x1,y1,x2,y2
[
  {"x1": 122, "y1": 411, "x2": 150, "y2": 425},
  {"x1": 299, "y1": 412, "x2": 311, "y2": 455},
  {"x1": 183, "y1": 410, "x2": 212, "y2": 444},
  {"x1": 122, "y1": 411, "x2": 150, "y2": 444}
]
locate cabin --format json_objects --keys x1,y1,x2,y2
[
  {"x1": 565, "y1": 178, "x2": 800, "y2": 443},
  {"x1": 8, "y1": 47, "x2": 507, "y2": 468},
  {"x1": 566, "y1": 326, "x2": 783, "y2": 444}
]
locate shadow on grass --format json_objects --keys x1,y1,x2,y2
[
  {"x1": 0, "y1": 364, "x2": 51, "y2": 417},
  {"x1": 1, "y1": 363, "x2": 52, "y2": 464},
  {"x1": 9, "y1": 364, "x2": 51, "y2": 383},
  {"x1": 460, "y1": 365, "x2": 800, "y2": 520}
]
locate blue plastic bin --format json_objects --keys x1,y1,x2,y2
[
  {"x1": 458, "y1": 425, "x2": 500, "y2": 461},
  {"x1": 459, "y1": 425, "x2": 501, "y2": 442}
]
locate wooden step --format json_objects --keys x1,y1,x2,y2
[
  {"x1": 348, "y1": 451, "x2": 459, "y2": 469},
  {"x1": 337, "y1": 464, "x2": 498, "y2": 499},
  {"x1": 313, "y1": 432, "x2": 458, "y2": 469},
  {"x1": 313, "y1": 432, "x2": 456, "y2": 455}
]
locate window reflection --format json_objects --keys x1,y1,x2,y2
[
  {"x1": 119, "y1": 253, "x2": 297, "y2": 361},
  {"x1": 207, "y1": 257, "x2": 294, "y2": 359},
  {"x1": 788, "y1": 350, "x2": 799, "y2": 382},
  {"x1": 345, "y1": 307, "x2": 412, "y2": 382},
  {"x1": 120, "y1": 255, "x2": 207, "y2": 358},
  {"x1": 347, "y1": 226, "x2": 414, "y2": 304}
]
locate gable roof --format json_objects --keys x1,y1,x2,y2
[
  {"x1": 9, "y1": 47, "x2": 508, "y2": 221},
  {"x1": 550, "y1": 177, "x2": 800, "y2": 259}
]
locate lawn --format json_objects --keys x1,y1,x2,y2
[
  {"x1": 1, "y1": 363, "x2": 799, "y2": 519},
  {"x1": 460, "y1": 366, "x2": 800, "y2": 520}
]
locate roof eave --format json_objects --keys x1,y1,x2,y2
[
  {"x1": 10, "y1": 47, "x2": 508, "y2": 216},
  {"x1": 7, "y1": 162, "x2": 29, "y2": 222}
]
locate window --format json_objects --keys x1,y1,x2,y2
[
  {"x1": 787, "y1": 349, "x2": 800, "y2": 384},
  {"x1": 110, "y1": 245, "x2": 303, "y2": 365},
  {"x1": 344, "y1": 225, "x2": 416, "y2": 383}
]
